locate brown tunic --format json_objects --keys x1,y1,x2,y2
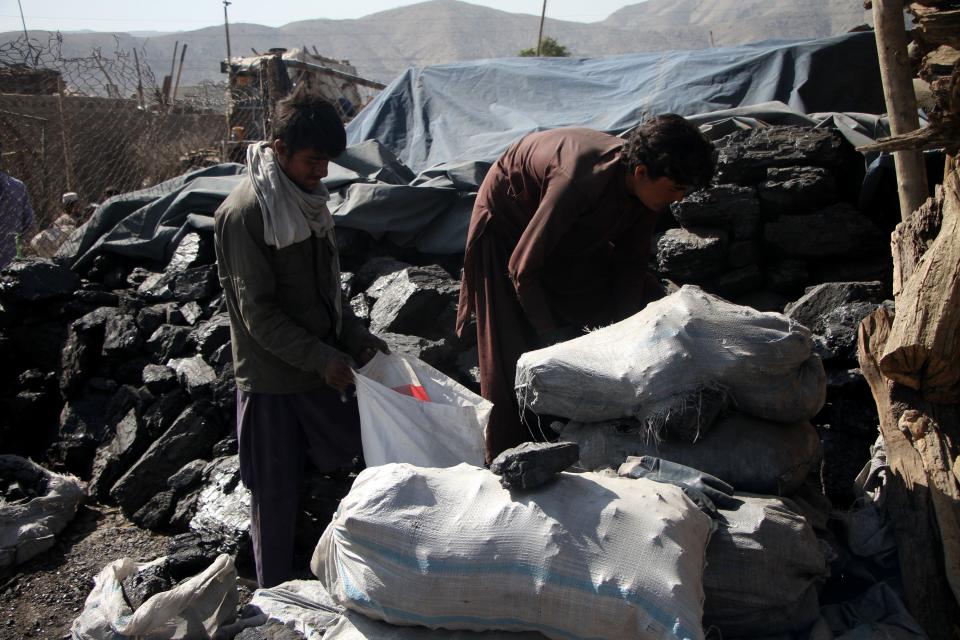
[{"x1": 456, "y1": 128, "x2": 663, "y2": 460}]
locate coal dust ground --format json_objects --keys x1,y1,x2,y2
[{"x1": 0, "y1": 503, "x2": 254, "y2": 640}]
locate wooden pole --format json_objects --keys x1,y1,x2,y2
[
  {"x1": 872, "y1": 0, "x2": 929, "y2": 220},
  {"x1": 536, "y1": 0, "x2": 547, "y2": 56},
  {"x1": 165, "y1": 40, "x2": 178, "y2": 104},
  {"x1": 132, "y1": 48, "x2": 145, "y2": 109},
  {"x1": 171, "y1": 43, "x2": 188, "y2": 104},
  {"x1": 55, "y1": 77, "x2": 75, "y2": 193}
]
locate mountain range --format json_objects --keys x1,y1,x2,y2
[{"x1": 2, "y1": 0, "x2": 873, "y2": 88}]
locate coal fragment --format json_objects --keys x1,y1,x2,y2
[
  {"x1": 111, "y1": 402, "x2": 222, "y2": 515},
  {"x1": 763, "y1": 205, "x2": 886, "y2": 258},
  {"x1": 189, "y1": 456, "x2": 251, "y2": 556},
  {"x1": 670, "y1": 184, "x2": 761, "y2": 239},
  {"x1": 490, "y1": 441, "x2": 581, "y2": 489},
  {"x1": 190, "y1": 314, "x2": 231, "y2": 358},
  {"x1": 121, "y1": 562, "x2": 174, "y2": 610},
  {"x1": 132, "y1": 490, "x2": 176, "y2": 530},
  {"x1": 89, "y1": 409, "x2": 149, "y2": 500},
  {"x1": 145, "y1": 324, "x2": 191, "y2": 362},
  {"x1": 368, "y1": 266, "x2": 459, "y2": 336},
  {"x1": 376, "y1": 332, "x2": 454, "y2": 370},
  {"x1": 168, "y1": 355, "x2": 217, "y2": 399},
  {"x1": 655, "y1": 228, "x2": 728, "y2": 281},
  {"x1": 138, "y1": 265, "x2": 219, "y2": 302},
  {"x1": 179, "y1": 301, "x2": 204, "y2": 326},
  {"x1": 784, "y1": 282, "x2": 886, "y2": 331},
  {"x1": 168, "y1": 459, "x2": 208, "y2": 495},
  {"x1": 0, "y1": 258, "x2": 79, "y2": 304},
  {"x1": 142, "y1": 364, "x2": 178, "y2": 395},
  {"x1": 758, "y1": 166, "x2": 838, "y2": 216},
  {"x1": 101, "y1": 315, "x2": 142, "y2": 358},
  {"x1": 165, "y1": 531, "x2": 231, "y2": 581}
]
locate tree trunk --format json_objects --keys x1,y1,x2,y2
[
  {"x1": 858, "y1": 308, "x2": 960, "y2": 638},
  {"x1": 880, "y1": 159, "x2": 960, "y2": 402}
]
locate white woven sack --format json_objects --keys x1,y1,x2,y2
[
  {"x1": 70, "y1": 554, "x2": 237, "y2": 640},
  {"x1": 515, "y1": 285, "x2": 826, "y2": 427},
  {"x1": 355, "y1": 352, "x2": 490, "y2": 468},
  {"x1": 701, "y1": 494, "x2": 827, "y2": 636},
  {"x1": 0, "y1": 455, "x2": 85, "y2": 569},
  {"x1": 311, "y1": 463, "x2": 712, "y2": 640},
  {"x1": 325, "y1": 610, "x2": 549, "y2": 639}
]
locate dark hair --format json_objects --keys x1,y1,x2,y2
[
  {"x1": 271, "y1": 85, "x2": 346, "y2": 158},
  {"x1": 622, "y1": 114, "x2": 716, "y2": 188}
]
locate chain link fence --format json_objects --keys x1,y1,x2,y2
[{"x1": 0, "y1": 33, "x2": 226, "y2": 237}]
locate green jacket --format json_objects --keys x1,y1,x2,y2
[{"x1": 214, "y1": 179, "x2": 369, "y2": 393}]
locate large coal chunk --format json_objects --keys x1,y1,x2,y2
[
  {"x1": 190, "y1": 314, "x2": 231, "y2": 358},
  {"x1": 655, "y1": 228, "x2": 728, "y2": 281},
  {"x1": 111, "y1": 402, "x2": 222, "y2": 515},
  {"x1": 377, "y1": 332, "x2": 454, "y2": 370},
  {"x1": 784, "y1": 281, "x2": 886, "y2": 331},
  {"x1": 146, "y1": 324, "x2": 192, "y2": 362},
  {"x1": 166, "y1": 531, "x2": 235, "y2": 582},
  {"x1": 355, "y1": 256, "x2": 413, "y2": 292},
  {"x1": 88, "y1": 408, "x2": 150, "y2": 500},
  {"x1": 368, "y1": 266, "x2": 459, "y2": 336},
  {"x1": 132, "y1": 490, "x2": 176, "y2": 530},
  {"x1": 142, "y1": 389, "x2": 190, "y2": 438},
  {"x1": 121, "y1": 562, "x2": 174, "y2": 610},
  {"x1": 142, "y1": 364, "x2": 178, "y2": 395},
  {"x1": 52, "y1": 392, "x2": 113, "y2": 476},
  {"x1": 169, "y1": 459, "x2": 207, "y2": 496},
  {"x1": 670, "y1": 185, "x2": 761, "y2": 239},
  {"x1": 167, "y1": 232, "x2": 213, "y2": 272},
  {"x1": 101, "y1": 314, "x2": 143, "y2": 359},
  {"x1": 758, "y1": 166, "x2": 839, "y2": 216},
  {"x1": 713, "y1": 265, "x2": 763, "y2": 297},
  {"x1": 138, "y1": 265, "x2": 219, "y2": 302},
  {"x1": 490, "y1": 441, "x2": 581, "y2": 489},
  {"x1": 0, "y1": 258, "x2": 79, "y2": 304},
  {"x1": 168, "y1": 355, "x2": 217, "y2": 399},
  {"x1": 763, "y1": 205, "x2": 886, "y2": 258},
  {"x1": 60, "y1": 307, "x2": 115, "y2": 397},
  {"x1": 715, "y1": 126, "x2": 854, "y2": 185},
  {"x1": 189, "y1": 455, "x2": 251, "y2": 555},
  {"x1": 811, "y1": 301, "x2": 886, "y2": 362}
]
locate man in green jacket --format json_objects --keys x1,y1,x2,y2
[{"x1": 214, "y1": 88, "x2": 387, "y2": 587}]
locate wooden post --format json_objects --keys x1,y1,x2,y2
[
  {"x1": 872, "y1": 0, "x2": 929, "y2": 220},
  {"x1": 132, "y1": 48, "x2": 145, "y2": 109},
  {"x1": 535, "y1": 0, "x2": 547, "y2": 56},
  {"x1": 55, "y1": 77, "x2": 75, "y2": 192},
  {"x1": 880, "y1": 159, "x2": 960, "y2": 402},
  {"x1": 858, "y1": 308, "x2": 960, "y2": 638},
  {"x1": 171, "y1": 44, "x2": 188, "y2": 104}
]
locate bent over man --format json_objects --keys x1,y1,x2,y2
[
  {"x1": 214, "y1": 88, "x2": 387, "y2": 587},
  {"x1": 456, "y1": 115, "x2": 716, "y2": 461}
]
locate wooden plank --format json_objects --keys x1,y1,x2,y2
[
  {"x1": 858, "y1": 308, "x2": 960, "y2": 638},
  {"x1": 873, "y1": 0, "x2": 930, "y2": 220},
  {"x1": 880, "y1": 160, "x2": 960, "y2": 402}
]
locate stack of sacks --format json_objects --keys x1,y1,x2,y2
[
  {"x1": 312, "y1": 463, "x2": 713, "y2": 640},
  {"x1": 517, "y1": 285, "x2": 826, "y2": 496}
]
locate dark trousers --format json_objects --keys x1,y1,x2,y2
[{"x1": 236, "y1": 385, "x2": 361, "y2": 588}]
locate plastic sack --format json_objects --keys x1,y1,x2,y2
[
  {"x1": 70, "y1": 554, "x2": 238, "y2": 640},
  {"x1": 355, "y1": 352, "x2": 490, "y2": 468},
  {"x1": 516, "y1": 285, "x2": 826, "y2": 434},
  {"x1": 699, "y1": 494, "x2": 827, "y2": 636},
  {"x1": 325, "y1": 610, "x2": 549, "y2": 639},
  {"x1": 0, "y1": 454, "x2": 85, "y2": 569},
  {"x1": 559, "y1": 413, "x2": 822, "y2": 496},
  {"x1": 312, "y1": 463, "x2": 712, "y2": 640}
]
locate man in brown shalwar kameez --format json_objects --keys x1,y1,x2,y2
[{"x1": 456, "y1": 114, "x2": 716, "y2": 461}]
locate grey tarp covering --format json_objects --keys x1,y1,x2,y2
[
  {"x1": 346, "y1": 31, "x2": 884, "y2": 173},
  {"x1": 59, "y1": 32, "x2": 889, "y2": 266}
]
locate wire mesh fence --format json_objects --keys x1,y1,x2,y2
[{"x1": 0, "y1": 33, "x2": 226, "y2": 239}]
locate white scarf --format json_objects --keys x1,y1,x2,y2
[{"x1": 247, "y1": 141, "x2": 342, "y2": 334}]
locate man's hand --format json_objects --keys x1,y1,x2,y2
[
  {"x1": 356, "y1": 333, "x2": 390, "y2": 366},
  {"x1": 324, "y1": 353, "x2": 356, "y2": 393}
]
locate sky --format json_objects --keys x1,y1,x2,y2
[{"x1": 1, "y1": 1, "x2": 644, "y2": 34}]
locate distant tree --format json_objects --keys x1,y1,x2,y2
[{"x1": 519, "y1": 36, "x2": 570, "y2": 57}]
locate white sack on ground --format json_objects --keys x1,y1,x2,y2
[
  {"x1": 311, "y1": 463, "x2": 712, "y2": 640},
  {"x1": 0, "y1": 454, "x2": 85, "y2": 569},
  {"x1": 355, "y1": 352, "x2": 490, "y2": 467},
  {"x1": 515, "y1": 285, "x2": 826, "y2": 432},
  {"x1": 560, "y1": 413, "x2": 822, "y2": 495},
  {"x1": 70, "y1": 554, "x2": 237, "y2": 640},
  {"x1": 699, "y1": 494, "x2": 827, "y2": 636},
  {"x1": 325, "y1": 610, "x2": 549, "y2": 639}
]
